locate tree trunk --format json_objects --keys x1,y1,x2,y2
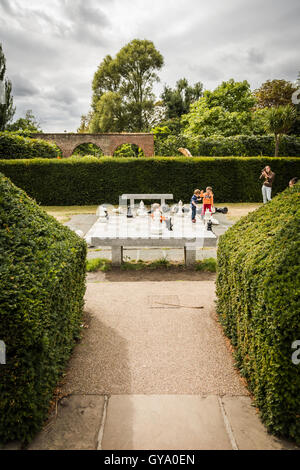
[{"x1": 274, "y1": 134, "x2": 279, "y2": 157}]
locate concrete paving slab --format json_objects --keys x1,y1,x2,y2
[
  {"x1": 221, "y1": 396, "x2": 299, "y2": 450},
  {"x1": 101, "y1": 395, "x2": 232, "y2": 450},
  {"x1": 28, "y1": 395, "x2": 105, "y2": 450},
  {"x1": 65, "y1": 214, "x2": 98, "y2": 236}
]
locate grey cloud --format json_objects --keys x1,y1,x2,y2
[
  {"x1": 11, "y1": 74, "x2": 40, "y2": 97},
  {"x1": 2, "y1": 0, "x2": 299, "y2": 131}
]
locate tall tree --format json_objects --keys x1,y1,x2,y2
[
  {"x1": 254, "y1": 79, "x2": 298, "y2": 108},
  {"x1": 181, "y1": 79, "x2": 259, "y2": 136},
  {"x1": 90, "y1": 39, "x2": 164, "y2": 132},
  {"x1": 161, "y1": 78, "x2": 203, "y2": 119},
  {"x1": 0, "y1": 43, "x2": 15, "y2": 131},
  {"x1": 264, "y1": 104, "x2": 296, "y2": 156}
]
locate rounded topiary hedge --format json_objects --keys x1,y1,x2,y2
[
  {"x1": 0, "y1": 155, "x2": 299, "y2": 205},
  {"x1": 216, "y1": 183, "x2": 300, "y2": 443},
  {"x1": 0, "y1": 132, "x2": 61, "y2": 159},
  {"x1": 0, "y1": 173, "x2": 86, "y2": 444}
]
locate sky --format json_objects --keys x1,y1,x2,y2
[{"x1": 0, "y1": 0, "x2": 299, "y2": 132}]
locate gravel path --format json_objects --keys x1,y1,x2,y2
[{"x1": 61, "y1": 280, "x2": 247, "y2": 396}]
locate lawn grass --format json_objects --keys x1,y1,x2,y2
[
  {"x1": 41, "y1": 205, "x2": 98, "y2": 223},
  {"x1": 87, "y1": 256, "x2": 216, "y2": 272},
  {"x1": 86, "y1": 258, "x2": 111, "y2": 272}
]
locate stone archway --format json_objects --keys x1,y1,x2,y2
[{"x1": 31, "y1": 133, "x2": 155, "y2": 158}]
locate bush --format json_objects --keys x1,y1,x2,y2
[
  {"x1": 0, "y1": 155, "x2": 299, "y2": 205},
  {"x1": 154, "y1": 134, "x2": 300, "y2": 157},
  {"x1": 0, "y1": 173, "x2": 86, "y2": 443},
  {"x1": 0, "y1": 132, "x2": 61, "y2": 159},
  {"x1": 216, "y1": 183, "x2": 300, "y2": 443}
]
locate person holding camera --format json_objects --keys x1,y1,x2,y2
[{"x1": 260, "y1": 165, "x2": 275, "y2": 203}]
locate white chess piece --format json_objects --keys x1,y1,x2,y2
[
  {"x1": 137, "y1": 200, "x2": 147, "y2": 217},
  {"x1": 97, "y1": 205, "x2": 108, "y2": 223},
  {"x1": 177, "y1": 200, "x2": 184, "y2": 217},
  {"x1": 151, "y1": 208, "x2": 163, "y2": 234}
]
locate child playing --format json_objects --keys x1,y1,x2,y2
[
  {"x1": 190, "y1": 189, "x2": 202, "y2": 223},
  {"x1": 200, "y1": 187, "x2": 214, "y2": 216}
]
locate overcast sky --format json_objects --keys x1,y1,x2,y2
[{"x1": 0, "y1": 0, "x2": 299, "y2": 132}]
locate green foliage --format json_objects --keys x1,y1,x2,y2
[
  {"x1": 72, "y1": 143, "x2": 103, "y2": 157},
  {"x1": 264, "y1": 105, "x2": 297, "y2": 156},
  {"x1": 216, "y1": 184, "x2": 300, "y2": 443},
  {"x1": 254, "y1": 79, "x2": 298, "y2": 108},
  {"x1": 0, "y1": 132, "x2": 61, "y2": 159},
  {"x1": 0, "y1": 173, "x2": 87, "y2": 443},
  {"x1": 161, "y1": 78, "x2": 203, "y2": 119},
  {"x1": 154, "y1": 134, "x2": 300, "y2": 157},
  {"x1": 181, "y1": 79, "x2": 261, "y2": 136},
  {"x1": 86, "y1": 258, "x2": 111, "y2": 272},
  {"x1": 195, "y1": 258, "x2": 217, "y2": 272},
  {"x1": 0, "y1": 155, "x2": 299, "y2": 205},
  {"x1": 113, "y1": 144, "x2": 144, "y2": 157},
  {"x1": 6, "y1": 110, "x2": 42, "y2": 133},
  {"x1": 90, "y1": 39, "x2": 164, "y2": 132},
  {"x1": 0, "y1": 43, "x2": 15, "y2": 131}
]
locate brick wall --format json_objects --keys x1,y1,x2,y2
[{"x1": 32, "y1": 133, "x2": 154, "y2": 157}]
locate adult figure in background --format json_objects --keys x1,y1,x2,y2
[{"x1": 260, "y1": 165, "x2": 275, "y2": 203}]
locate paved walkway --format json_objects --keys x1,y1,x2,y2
[{"x1": 27, "y1": 278, "x2": 298, "y2": 450}]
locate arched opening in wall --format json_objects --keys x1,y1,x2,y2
[
  {"x1": 113, "y1": 143, "x2": 145, "y2": 157},
  {"x1": 72, "y1": 143, "x2": 104, "y2": 157}
]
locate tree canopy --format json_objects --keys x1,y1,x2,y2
[
  {"x1": 181, "y1": 79, "x2": 261, "y2": 136},
  {"x1": 0, "y1": 43, "x2": 15, "y2": 131},
  {"x1": 254, "y1": 79, "x2": 298, "y2": 108},
  {"x1": 6, "y1": 110, "x2": 41, "y2": 132},
  {"x1": 89, "y1": 39, "x2": 164, "y2": 132}
]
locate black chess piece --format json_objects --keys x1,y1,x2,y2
[
  {"x1": 127, "y1": 206, "x2": 133, "y2": 218},
  {"x1": 165, "y1": 217, "x2": 173, "y2": 231},
  {"x1": 207, "y1": 220, "x2": 213, "y2": 231}
]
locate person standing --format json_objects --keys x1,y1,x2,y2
[
  {"x1": 260, "y1": 166, "x2": 275, "y2": 203},
  {"x1": 190, "y1": 189, "x2": 202, "y2": 223}
]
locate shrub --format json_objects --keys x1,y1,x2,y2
[
  {"x1": 0, "y1": 156, "x2": 299, "y2": 205},
  {"x1": 216, "y1": 183, "x2": 300, "y2": 443},
  {"x1": 0, "y1": 173, "x2": 86, "y2": 444},
  {"x1": 0, "y1": 132, "x2": 61, "y2": 159},
  {"x1": 154, "y1": 134, "x2": 300, "y2": 157}
]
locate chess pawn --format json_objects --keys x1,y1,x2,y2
[
  {"x1": 127, "y1": 206, "x2": 133, "y2": 218},
  {"x1": 97, "y1": 205, "x2": 108, "y2": 223},
  {"x1": 177, "y1": 200, "x2": 184, "y2": 217}
]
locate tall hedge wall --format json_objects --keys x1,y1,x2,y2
[
  {"x1": 216, "y1": 183, "x2": 300, "y2": 443},
  {"x1": 155, "y1": 134, "x2": 300, "y2": 157},
  {"x1": 0, "y1": 132, "x2": 61, "y2": 159},
  {"x1": 0, "y1": 156, "x2": 299, "y2": 205},
  {"x1": 0, "y1": 173, "x2": 86, "y2": 443}
]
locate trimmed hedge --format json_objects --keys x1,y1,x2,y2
[
  {"x1": 0, "y1": 173, "x2": 86, "y2": 443},
  {"x1": 155, "y1": 134, "x2": 300, "y2": 157},
  {"x1": 0, "y1": 156, "x2": 299, "y2": 205},
  {"x1": 216, "y1": 183, "x2": 300, "y2": 443},
  {"x1": 0, "y1": 132, "x2": 61, "y2": 159}
]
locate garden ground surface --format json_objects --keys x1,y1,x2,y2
[{"x1": 5, "y1": 202, "x2": 298, "y2": 450}]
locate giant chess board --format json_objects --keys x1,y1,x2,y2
[{"x1": 85, "y1": 210, "x2": 217, "y2": 248}]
